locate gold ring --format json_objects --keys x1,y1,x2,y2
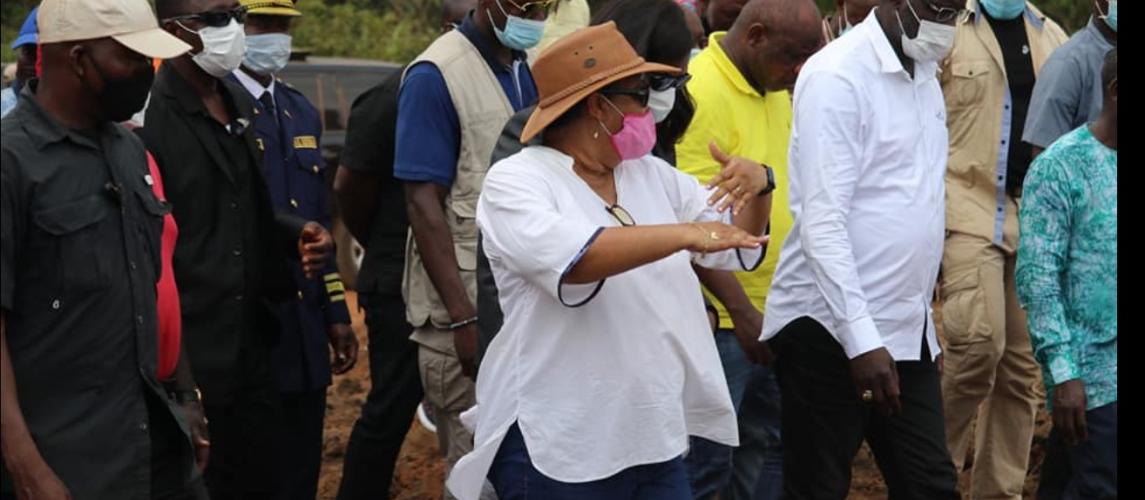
[
  {"x1": 709, "y1": 231, "x2": 721, "y2": 241},
  {"x1": 733, "y1": 185, "x2": 742, "y2": 194},
  {"x1": 861, "y1": 390, "x2": 874, "y2": 402}
]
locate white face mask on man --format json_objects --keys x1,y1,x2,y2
[
  {"x1": 179, "y1": 18, "x2": 247, "y2": 77},
  {"x1": 648, "y1": 88, "x2": 676, "y2": 123},
  {"x1": 894, "y1": 1, "x2": 955, "y2": 63}
]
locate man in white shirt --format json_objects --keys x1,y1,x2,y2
[{"x1": 760, "y1": 0, "x2": 964, "y2": 497}]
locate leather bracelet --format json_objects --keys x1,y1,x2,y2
[{"x1": 448, "y1": 316, "x2": 478, "y2": 330}]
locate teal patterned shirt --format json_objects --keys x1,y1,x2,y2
[{"x1": 1016, "y1": 125, "x2": 1117, "y2": 411}]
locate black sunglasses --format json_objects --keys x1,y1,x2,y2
[
  {"x1": 165, "y1": 6, "x2": 248, "y2": 28},
  {"x1": 649, "y1": 73, "x2": 691, "y2": 92},
  {"x1": 605, "y1": 204, "x2": 636, "y2": 226},
  {"x1": 600, "y1": 86, "x2": 651, "y2": 107}
]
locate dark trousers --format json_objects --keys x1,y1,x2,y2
[
  {"x1": 1037, "y1": 401, "x2": 1117, "y2": 500},
  {"x1": 489, "y1": 423, "x2": 692, "y2": 500},
  {"x1": 276, "y1": 389, "x2": 328, "y2": 500},
  {"x1": 202, "y1": 345, "x2": 285, "y2": 500},
  {"x1": 772, "y1": 317, "x2": 959, "y2": 500},
  {"x1": 336, "y1": 292, "x2": 423, "y2": 499}
]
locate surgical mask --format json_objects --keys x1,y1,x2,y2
[
  {"x1": 1098, "y1": 0, "x2": 1117, "y2": 32},
  {"x1": 896, "y1": 1, "x2": 955, "y2": 63},
  {"x1": 180, "y1": 19, "x2": 246, "y2": 77},
  {"x1": 648, "y1": 88, "x2": 676, "y2": 123},
  {"x1": 598, "y1": 96, "x2": 657, "y2": 161},
  {"x1": 981, "y1": 0, "x2": 1025, "y2": 20},
  {"x1": 243, "y1": 33, "x2": 292, "y2": 75},
  {"x1": 487, "y1": 0, "x2": 546, "y2": 51}
]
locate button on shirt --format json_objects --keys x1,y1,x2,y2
[
  {"x1": 447, "y1": 146, "x2": 762, "y2": 499},
  {"x1": 761, "y1": 13, "x2": 947, "y2": 361},
  {"x1": 1, "y1": 82, "x2": 184, "y2": 498},
  {"x1": 1016, "y1": 125, "x2": 1116, "y2": 411}
]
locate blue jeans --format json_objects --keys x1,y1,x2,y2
[
  {"x1": 488, "y1": 423, "x2": 691, "y2": 500},
  {"x1": 686, "y1": 329, "x2": 783, "y2": 500},
  {"x1": 726, "y1": 364, "x2": 783, "y2": 500},
  {"x1": 1037, "y1": 401, "x2": 1117, "y2": 500}
]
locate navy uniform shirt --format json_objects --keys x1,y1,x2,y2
[
  {"x1": 0, "y1": 82, "x2": 192, "y2": 498},
  {"x1": 230, "y1": 69, "x2": 351, "y2": 393}
]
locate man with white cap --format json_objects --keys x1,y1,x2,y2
[
  {"x1": 0, "y1": 0, "x2": 204, "y2": 498},
  {"x1": 140, "y1": 0, "x2": 335, "y2": 498}
]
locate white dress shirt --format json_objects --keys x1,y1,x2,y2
[
  {"x1": 232, "y1": 67, "x2": 276, "y2": 101},
  {"x1": 446, "y1": 146, "x2": 763, "y2": 499},
  {"x1": 761, "y1": 11, "x2": 947, "y2": 362}
]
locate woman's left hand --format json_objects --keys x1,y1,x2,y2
[{"x1": 705, "y1": 141, "x2": 768, "y2": 215}]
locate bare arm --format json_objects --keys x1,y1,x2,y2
[
  {"x1": 333, "y1": 165, "x2": 379, "y2": 245},
  {"x1": 404, "y1": 181, "x2": 475, "y2": 322},
  {"x1": 565, "y1": 222, "x2": 764, "y2": 285}
]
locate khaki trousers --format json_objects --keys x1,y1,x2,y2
[{"x1": 940, "y1": 233, "x2": 1043, "y2": 499}]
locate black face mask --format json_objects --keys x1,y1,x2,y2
[{"x1": 80, "y1": 52, "x2": 154, "y2": 123}]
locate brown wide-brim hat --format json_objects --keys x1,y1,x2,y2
[{"x1": 520, "y1": 21, "x2": 682, "y2": 143}]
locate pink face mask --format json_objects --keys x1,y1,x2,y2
[{"x1": 598, "y1": 95, "x2": 657, "y2": 161}]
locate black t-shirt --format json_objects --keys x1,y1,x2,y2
[
  {"x1": 985, "y1": 11, "x2": 1036, "y2": 196},
  {"x1": 340, "y1": 69, "x2": 407, "y2": 296}
]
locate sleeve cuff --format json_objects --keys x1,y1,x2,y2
[
  {"x1": 1044, "y1": 347, "x2": 1080, "y2": 386},
  {"x1": 839, "y1": 315, "x2": 885, "y2": 359},
  {"x1": 557, "y1": 227, "x2": 606, "y2": 307}
]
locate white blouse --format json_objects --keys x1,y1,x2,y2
[{"x1": 446, "y1": 146, "x2": 763, "y2": 499}]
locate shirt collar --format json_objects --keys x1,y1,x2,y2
[
  {"x1": 1084, "y1": 16, "x2": 1116, "y2": 49},
  {"x1": 456, "y1": 11, "x2": 527, "y2": 73},
  {"x1": 232, "y1": 68, "x2": 276, "y2": 101},
  {"x1": 17, "y1": 79, "x2": 119, "y2": 151},
  {"x1": 706, "y1": 32, "x2": 761, "y2": 98},
  {"x1": 863, "y1": 9, "x2": 938, "y2": 83}
]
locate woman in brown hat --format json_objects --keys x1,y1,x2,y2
[{"x1": 446, "y1": 22, "x2": 774, "y2": 500}]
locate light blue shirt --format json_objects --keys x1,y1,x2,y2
[{"x1": 0, "y1": 87, "x2": 17, "y2": 118}]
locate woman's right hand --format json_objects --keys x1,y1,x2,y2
[{"x1": 684, "y1": 222, "x2": 767, "y2": 254}]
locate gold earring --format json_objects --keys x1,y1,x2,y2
[{"x1": 593, "y1": 130, "x2": 599, "y2": 139}]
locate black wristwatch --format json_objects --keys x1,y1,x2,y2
[{"x1": 757, "y1": 165, "x2": 776, "y2": 196}]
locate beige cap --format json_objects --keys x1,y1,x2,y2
[{"x1": 37, "y1": 0, "x2": 191, "y2": 59}]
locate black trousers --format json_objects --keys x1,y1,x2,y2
[
  {"x1": 201, "y1": 344, "x2": 285, "y2": 500},
  {"x1": 336, "y1": 292, "x2": 423, "y2": 499},
  {"x1": 771, "y1": 317, "x2": 959, "y2": 500},
  {"x1": 276, "y1": 389, "x2": 327, "y2": 500},
  {"x1": 1037, "y1": 401, "x2": 1117, "y2": 500}
]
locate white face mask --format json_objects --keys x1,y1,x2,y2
[
  {"x1": 181, "y1": 19, "x2": 246, "y2": 78},
  {"x1": 243, "y1": 33, "x2": 292, "y2": 75},
  {"x1": 648, "y1": 87, "x2": 676, "y2": 123},
  {"x1": 895, "y1": 1, "x2": 955, "y2": 63}
]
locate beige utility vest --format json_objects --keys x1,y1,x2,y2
[{"x1": 402, "y1": 30, "x2": 514, "y2": 329}]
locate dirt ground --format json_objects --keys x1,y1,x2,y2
[{"x1": 317, "y1": 292, "x2": 1050, "y2": 499}]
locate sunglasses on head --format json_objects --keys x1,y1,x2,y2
[{"x1": 164, "y1": 6, "x2": 248, "y2": 28}]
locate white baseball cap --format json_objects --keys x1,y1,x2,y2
[{"x1": 37, "y1": 0, "x2": 191, "y2": 59}]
